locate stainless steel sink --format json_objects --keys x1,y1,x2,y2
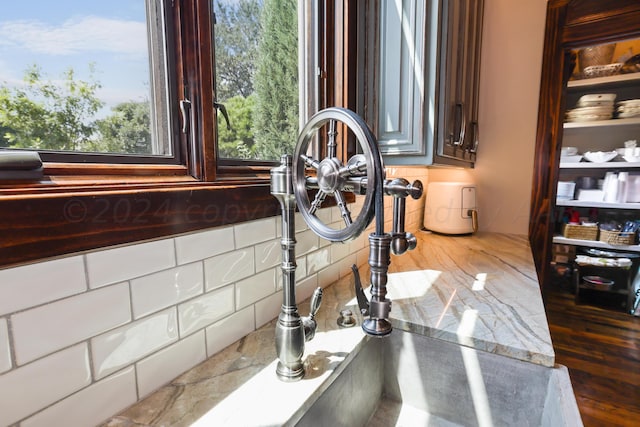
[{"x1": 295, "y1": 330, "x2": 582, "y2": 427}]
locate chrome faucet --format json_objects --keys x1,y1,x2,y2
[
  {"x1": 271, "y1": 155, "x2": 323, "y2": 381},
  {"x1": 270, "y1": 107, "x2": 422, "y2": 381}
]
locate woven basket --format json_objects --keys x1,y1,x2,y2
[
  {"x1": 562, "y1": 223, "x2": 598, "y2": 240},
  {"x1": 599, "y1": 229, "x2": 636, "y2": 245}
]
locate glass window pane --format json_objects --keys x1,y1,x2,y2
[
  {"x1": 214, "y1": 0, "x2": 300, "y2": 161},
  {"x1": 0, "y1": 0, "x2": 171, "y2": 157}
]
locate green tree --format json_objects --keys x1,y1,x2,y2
[
  {"x1": 252, "y1": 0, "x2": 299, "y2": 160},
  {"x1": 94, "y1": 101, "x2": 152, "y2": 154},
  {"x1": 217, "y1": 94, "x2": 257, "y2": 158},
  {"x1": 214, "y1": 0, "x2": 262, "y2": 100},
  {"x1": 0, "y1": 64, "x2": 103, "y2": 151}
]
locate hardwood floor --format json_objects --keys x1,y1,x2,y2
[{"x1": 543, "y1": 285, "x2": 640, "y2": 426}]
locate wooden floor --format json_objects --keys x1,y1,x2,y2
[{"x1": 543, "y1": 285, "x2": 640, "y2": 426}]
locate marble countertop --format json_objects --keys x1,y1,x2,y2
[{"x1": 104, "y1": 231, "x2": 554, "y2": 426}]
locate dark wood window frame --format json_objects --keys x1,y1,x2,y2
[{"x1": 0, "y1": 0, "x2": 358, "y2": 269}]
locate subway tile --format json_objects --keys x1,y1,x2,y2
[
  {"x1": 255, "y1": 291, "x2": 282, "y2": 328},
  {"x1": 0, "y1": 318, "x2": 11, "y2": 373},
  {"x1": 296, "y1": 274, "x2": 319, "y2": 304},
  {"x1": 0, "y1": 344, "x2": 91, "y2": 426},
  {"x1": 20, "y1": 367, "x2": 137, "y2": 427},
  {"x1": 0, "y1": 256, "x2": 86, "y2": 316},
  {"x1": 307, "y1": 247, "x2": 331, "y2": 275},
  {"x1": 12, "y1": 283, "x2": 131, "y2": 365},
  {"x1": 255, "y1": 239, "x2": 280, "y2": 273},
  {"x1": 338, "y1": 254, "x2": 358, "y2": 279},
  {"x1": 235, "y1": 269, "x2": 276, "y2": 310},
  {"x1": 234, "y1": 217, "x2": 276, "y2": 248},
  {"x1": 178, "y1": 285, "x2": 235, "y2": 337},
  {"x1": 318, "y1": 263, "x2": 341, "y2": 288},
  {"x1": 131, "y1": 263, "x2": 203, "y2": 319},
  {"x1": 330, "y1": 241, "x2": 351, "y2": 263},
  {"x1": 295, "y1": 229, "x2": 319, "y2": 255},
  {"x1": 86, "y1": 239, "x2": 175, "y2": 289},
  {"x1": 175, "y1": 226, "x2": 234, "y2": 265},
  {"x1": 92, "y1": 308, "x2": 178, "y2": 379},
  {"x1": 204, "y1": 248, "x2": 254, "y2": 291},
  {"x1": 136, "y1": 331, "x2": 206, "y2": 398},
  {"x1": 205, "y1": 306, "x2": 255, "y2": 357}
]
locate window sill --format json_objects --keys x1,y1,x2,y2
[{"x1": 0, "y1": 177, "x2": 279, "y2": 269}]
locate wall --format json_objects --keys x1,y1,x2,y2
[
  {"x1": 0, "y1": 166, "x2": 425, "y2": 426},
  {"x1": 468, "y1": 0, "x2": 547, "y2": 235}
]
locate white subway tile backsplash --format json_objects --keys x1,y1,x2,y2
[
  {"x1": 0, "y1": 318, "x2": 11, "y2": 373},
  {"x1": 0, "y1": 344, "x2": 91, "y2": 426},
  {"x1": 136, "y1": 331, "x2": 206, "y2": 398},
  {"x1": 20, "y1": 367, "x2": 137, "y2": 427},
  {"x1": 255, "y1": 291, "x2": 281, "y2": 328},
  {"x1": 254, "y1": 239, "x2": 280, "y2": 273},
  {"x1": 234, "y1": 217, "x2": 276, "y2": 248},
  {"x1": 204, "y1": 248, "x2": 254, "y2": 291},
  {"x1": 318, "y1": 263, "x2": 341, "y2": 288},
  {"x1": 205, "y1": 306, "x2": 255, "y2": 357},
  {"x1": 131, "y1": 263, "x2": 204, "y2": 319},
  {"x1": 235, "y1": 269, "x2": 276, "y2": 310},
  {"x1": 296, "y1": 274, "x2": 319, "y2": 304},
  {"x1": 330, "y1": 241, "x2": 351, "y2": 263},
  {"x1": 307, "y1": 247, "x2": 331, "y2": 275},
  {"x1": 0, "y1": 256, "x2": 86, "y2": 316},
  {"x1": 178, "y1": 285, "x2": 235, "y2": 337},
  {"x1": 92, "y1": 308, "x2": 178, "y2": 379},
  {"x1": 86, "y1": 239, "x2": 176, "y2": 289},
  {"x1": 296, "y1": 229, "x2": 320, "y2": 255},
  {"x1": 12, "y1": 283, "x2": 131, "y2": 365},
  {"x1": 175, "y1": 226, "x2": 234, "y2": 265}
]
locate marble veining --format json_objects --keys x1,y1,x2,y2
[{"x1": 103, "y1": 231, "x2": 554, "y2": 426}]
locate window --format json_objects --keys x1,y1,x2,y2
[
  {"x1": 0, "y1": 0, "x2": 355, "y2": 269},
  {"x1": 0, "y1": 0, "x2": 175, "y2": 163}
]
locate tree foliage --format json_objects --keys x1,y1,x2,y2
[
  {"x1": 217, "y1": 94, "x2": 257, "y2": 159},
  {"x1": 0, "y1": 65, "x2": 152, "y2": 154},
  {"x1": 0, "y1": 64, "x2": 103, "y2": 151},
  {"x1": 94, "y1": 101, "x2": 152, "y2": 154},
  {"x1": 252, "y1": 0, "x2": 299, "y2": 160},
  {"x1": 214, "y1": 0, "x2": 262, "y2": 100}
]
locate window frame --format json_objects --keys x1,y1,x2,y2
[{"x1": 0, "y1": 0, "x2": 359, "y2": 269}]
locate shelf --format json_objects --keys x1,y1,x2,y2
[
  {"x1": 576, "y1": 284, "x2": 629, "y2": 295},
  {"x1": 564, "y1": 117, "x2": 640, "y2": 129},
  {"x1": 553, "y1": 236, "x2": 640, "y2": 252},
  {"x1": 559, "y1": 161, "x2": 640, "y2": 169},
  {"x1": 567, "y1": 72, "x2": 640, "y2": 89},
  {"x1": 556, "y1": 199, "x2": 640, "y2": 209}
]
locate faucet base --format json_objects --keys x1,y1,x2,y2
[
  {"x1": 276, "y1": 362, "x2": 305, "y2": 382},
  {"x1": 362, "y1": 318, "x2": 393, "y2": 337}
]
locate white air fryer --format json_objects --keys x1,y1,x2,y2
[{"x1": 423, "y1": 182, "x2": 478, "y2": 234}]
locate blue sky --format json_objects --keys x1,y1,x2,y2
[{"x1": 0, "y1": 0, "x2": 149, "y2": 117}]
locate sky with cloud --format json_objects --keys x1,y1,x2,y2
[{"x1": 0, "y1": 0, "x2": 150, "y2": 116}]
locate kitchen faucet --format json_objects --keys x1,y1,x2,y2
[{"x1": 270, "y1": 107, "x2": 422, "y2": 381}]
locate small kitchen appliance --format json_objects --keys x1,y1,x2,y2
[{"x1": 424, "y1": 182, "x2": 478, "y2": 234}]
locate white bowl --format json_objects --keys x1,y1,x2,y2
[
  {"x1": 561, "y1": 146, "x2": 578, "y2": 156},
  {"x1": 583, "y1": 151, "x2": 618, "y2": 163},
  {"x1": 560, "y1": 154, "x2": 583, "y2": 163}
]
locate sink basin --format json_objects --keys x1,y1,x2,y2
[{"x1": 295, "y1": 330, "x2": 582, "y2": 427}]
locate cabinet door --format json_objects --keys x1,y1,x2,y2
[
  {"x1": 375, "y1": 0, "x2": 434, "y2": 162},
  {"x1": 436, "y1": 0, "x2": 483, "y2": 165},
  {"x1": 375, "y1": 0, "x2": 483, "y2": 166}
]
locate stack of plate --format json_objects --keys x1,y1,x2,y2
[
  {"x1": 617, "y1": 99, "x2": 640, "y2": 118},
  {"x1": 565, "y1": 93, "x2": 616, "y2": 122}
]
